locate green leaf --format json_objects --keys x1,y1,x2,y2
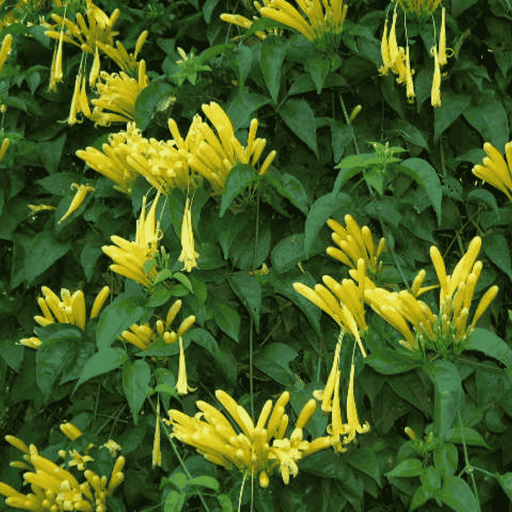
[
  {"x1": 331, "y1": 122, "x2": 353, "y2": 164},
  {"x1": 135, "y1": 81, "x2": 175, "y2": 131},
  {"x1": 466, "y1": 328, "x2": 512, "y2": 367},
  {"x1": 229, "y1": 274, "x2": 261, "y2": 333},
  {"x1": 410, "y1": 485, "x2": 434, "y2": 511},
  {"x1": 452, "y1": 0, "x2": 480, "y2": 16},
  {"x1": 434, "y1": 443, "x2": 458, "y2": 477},
  {"x1": 186, "y1": 476, "x2": 220, "y2": 491},
  {"x1": 364, "y1": 198, "x2": 402, "y2": 228},
  {"x1": 164, "y1": 490, "x2": 185, "y2": 512},
  {"x1": 464, "y1": 97, "x2": 509, "y2": 150},
  {"x1": 333, "y1": 154, "x2": 372, "y2": 192},
  {"x1": 214, "y1": 209, "x2": 250, "y2": 259},
  {"x1": 305, "y1": 55, "x2": 331, "y2": 94},
  {"x1": 434, "y1": 90, "x2": 471, "y2": 140},
  {"x1": 484, "y1": 231, "x2": 512, "y2": 280},
  {"x1": 36, "y1": 326, "x2": 82, "y2": 400},
  {"x1": 81, "y1": 240, "x2": 103, "y2": 282},
  {"x1": 497, "y1": 472, "x2": 512, "y2": 501},
  {"x1": 220, "y1": 164, "x2": 260, "y2": 217},
  {"x1": 36, "y1": 134, "x2": 67, "y2": 174},
  {"x1": 367, "y1": 349, "x2": 422, "y2": 375},
  {"x1": 25, "y1": 231, "x2": 71, "y2": 285},
  {"x1": 264, "y1": 170, "x2": 310, "y2": 214},
  {"x1": 211, "y1": 302, "x2": 240, "y2": 342},
  {"x1": 446, "y1": 426, "x2": 491, "y2": 449},
  {"x1": 399, "y1": 158, "x2": 443, "y2": 225},
  {"x1": 227, "y1": 89, "x2": 272, "y2": 129},
  {"x1": 391, "y1": 119, "x2": 429, "y2": 151},
  {"x1": 420, "y1": 466, "x2": 442, "y2": 491},
  {"x1": 254, "y1": 343, "x2": 298, "y2": 387},
  {"x1": 279, "y1": 98, "x2": 318, "y2": 157},
  {"x1": 123, "y1": 359, "x2": 151, "y2": 425},
  {"x1": 148, "y1": 284, "x2": 173, "y2": 308},
  {"x1": 230, "y1": 219, "x2": 271, "y2": 270},
  {"x1": 426, "y1": 360, "x2": 463, "y2": 440},
  {"x1": 75, "y1": 348, "x2": 129, "y2": 391},
  {"x1": 385, "y1": 458, "x2": 423, "y2": 477},
  {"x1": 259, "y1": 36, "x2": 287, "y2": 102},
  {"x1": 345, "y1": 447, "x2": 381, "y2": 485},
  {"x1": 271, "y1": 234, "x2": 307, "y2": 273},
  {"x1": 467, "y1": 189, "x2": 500, "y2": 218},
  {"x1": 304, "y1": 191, "x2": 351, "y2": 256},
  {"x1": 234, "y1": 45, "x2": 252, "y2": 87},
  {"x1": 436, "y1": 475, "x2": 479, "y2": 512},
  {"x1": 96, "y1": 295, "x2": 146, "y2": 350}
]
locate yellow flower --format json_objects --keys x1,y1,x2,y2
[
  {"x1": 27, "y1": 204, "x2": 57, "y2": 212},
  {"x1": 19, "y1": 285, "x2": 110, "y2": 349},
  {"x1": 96, "y1": 30, "x2": 148, "y2": 73},
  {"x1": 48, "y1": 16, "x2": 65, "y2": 91},
  {"x1": 395, "y1": 0, "x2": 442, "y2": 19},
  {"x1": 178, "y1": 197, "x2": 200, "y2": 273},
  {"x1": 293, "y1": 259, "x2": 368, "y2": 357},
  {"x1": 176, "y1": 336, "x2": 197, "y2": 395},
  {"x1": 367, "y1": 237, "x2": 499, "y2": 355},
  {"x1": 0, "y1": 137, "x2": 10, "y2": 163},
  {"x1": 58, "y1": 183, "x2": 96, "y2": 224},
  {"x1": 43, "y1": 0, "x2": 120, "y2": 54},
  {"x1": 60, "y1": 422, "x2": 83, "y2": 441},
  {"x1": 430, "y1": 45, "x2": 441, "y2": 108},
  {"x1": 0, "y1": 33, "x2": 13, "y2": 74},
  {"x1": 167, "y1": 389, "x2": 328, "y2": 486},
  {"x1": 88, "y1": 60, "x2": 149, "y2": 127},
  {"x1": 1, "y1": 432, "x2": 124, "y2": 512},
  {"x1": 344, "y1": 363, "x2": 370, "y2": 443},
  {"x1": 220, "y1": 13, "x2": 269, "y2": 40},
  {"x1": 103, "y1": 191, "x2": 162, "y2": 287},
  {"x1": 259, "y1": 0, "x2": 348, "y2": 50},
  {"x1": 152, "y1": 402, "x2": 162, "y2": 468},
  {"x1": 472, "y1": 141, "x2": 512, "y2": 201},
  {"x1": 326, "y1": 214, "x2": 386, "y2": 275},
  {"x1": 186, "y1": 102, "x2": 276, "y2": 192},
  {"x1": 119, "y1": 300, "x2": 195, "y2": 350}
]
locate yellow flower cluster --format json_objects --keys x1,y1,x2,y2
[
  {"x1": 259, "y1": 0, "x2": 348, "y2": 49},
  {"x1": 0, "y1": 33, "x2": 13, "y2": 74},
  {"x1": 395, "y1": 0, "x2": 442, "y2": 19},
  {"x1": 365, "y1": 237, "x2": 499, "y2": 354},
  {"x1": 379, "y1": 5, "x2": 449, "y2": 107},
  {"x1": 102, "y1": 191, "x2": 162, "y2": 287},
  {"x1": 1, "y1": 432, "x2": 124, "y2": 512},
  {"x1": 78, "y1": 102, "x2": 276, "y2": 194},
  {"x1": 472, "y1": 141, "x2": 512, "y2": 201},
  {"x1": 327, "y1": 214, "x2": 387, "y2": 276},
  {"x1": 20, "y1": 285, "x2": 110, "y2": 349},
  {"x1": 167, "y1": 390, "x2": 332, "y2": 487}
]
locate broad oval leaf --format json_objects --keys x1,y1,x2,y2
[
  {"x1": 279, "y1": 98, "x2": 318, "y2": 157},
  {"x1": 123, "y1": 359, "x2": 151, "y2": 425}
]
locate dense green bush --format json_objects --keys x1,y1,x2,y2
[{"x1": 1, "y1": 0, "x2": 512, "y2": 510}]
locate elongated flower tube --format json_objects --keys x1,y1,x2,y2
[
  {"x1": 472, "y1": 141, "x2": 512, "y2": 201},
  {"x1": 167, "y1": 390, "x2": 329, "y2": 487},
  {"x1": 178, "y1": 197, "x2": 200, "y2": 272},
  {"x1": 0, "y1": 138, "x2": 10, "y2": 163},
  {"x1": 58, "y1": 183, "x2": 96, "y2": 223},
  {"x1": 103, "y1": 191, "x2": 162, "y2": 287},
  {"x1": 19, "y1": 286, "x2": 110, "y2": 349},
  {"x1": 60, "y1": 422, "x2": 84, "y2": 441},
  {"x1": 430, "y1": 45, "x2": 441, "y2": 108},
  {"x1": 395, "y1": 0, "x2": 442, "y2": 19},
  {"x1": 96, "y1": 30, "x2": 149, "y2": 73},
  {"x1": 366, "y1": 237, "x2": 498, "y2": 355},
  {"x1": 0, "y1": 34, "x2": 13, "y2": 74}
]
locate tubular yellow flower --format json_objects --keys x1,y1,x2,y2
[
  {"x1": 48, "y1": 21, "x2": 65, "y2": 92},
  {"x1": 0, "y1": 34, "x2": 13, "y2": 74},
  {"x1": 344, "y1": 363, "x2": 370, "y2": 444},
  {"x1": 405, "y1": 43, "x2": 415, "y2": 103},
  {"x1": 60, "y1": 422, "x2": 83, "y2": 441},
  {"x1": 90, "y1": 286, "x2": 110, "y2": 319},
  {"x1": 152, "y1": 403, "x2": 162, "y2": 468},
  {"x1": 0, "y1": 138, "x2": 10, "y2": 163},
  {"x1": 97, "y1": 30, "x2": 148, "y2": 73},
  {"x1": 178, "y1": 197, "x2": 200, "y2": 272},
  {"x1": 430, "y1": 45, "x2": 441, "y2": 108},
  {"x1": 472, "y1": 141, "x2": 512, "y2": 200},
  {"x1": 378, "y1": 18, "x2": 391, "y2": 75},
  {"x1": 438, "y1": 7, "x2": 447, "y2": 66},
  {"x1": 58, "y1": 183, "x2": 96, "y2": 224}
]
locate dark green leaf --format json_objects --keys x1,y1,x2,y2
[
  {"x1": 279, "y1": 98, "x2": 318, "y2": 157},
  {"x1": 187, "y1": 476, "x2": 220, "y2": 491},
  {"x1": 464, "y1": 98, "x2": 509, "y2": 151},
  {"x1": 75, "y1": 348, "x2": 129, "y2": 391},
  {"x1": 410, "y1": 485, "x2": 434, "y2": 511},
  {"x1": 220, "y1": 164, "x2": 260, "y2": 217},
  {"x1": 466, "y1": 328, "x2": 512, "y2": 367},
  {"x1": 254, "y1": 343, "x2": 298, "y2": 387},
  {"x1": 305, "y1": 55, "x2": 331, "y2": 94},
  {"x1": 123, "y1": 359, "x2": 151, "y2": 425},
  {"x1": 366, "y1": 349, "x2": 422, "y2": 375},
  {"x1": 385, "y1": 458, "x2": 423, "y2": 477},
  {"x1": 436, "y1": 475, "x2": 479, "y2": 512},
  {"x1": 96, "y1": 295, "x2": 146, "y2": 350},
  {"x1": 135, "y1": 81, "x2": 175, "y2": 131},
  {"x1": 229, "y1": 273, "x2": 261, "y2": 333},
  {"x1": 446, "y1": 426, "x2": 491, "y2": 449},
  {"x1": 271, "y1": 234, "x2": 306, "y2": 273},
  {"x1": 36, "y1": 134, "x2": 67, "y2": 174},
  {"x1": 259, "y1": 36, "x2": 287, "y2": 103},
  {"x1": 434, "y1": 90, "x2": 471, "y2": 140},
  {"x1": 484, "y1": 231, "x2": 512, "y2": 280},
  {"x1": 345, "y1": 447, "x2": 381, "y2": 485},
  {"x1": 434, "y1": 443, "x2": 458, "y2": 477},
  {"x1": 264, "y1": 170, "x2": 310, "y2": 214},
  {"x1": 211, "y1": 301, "x2": 240, "y2": 342}
]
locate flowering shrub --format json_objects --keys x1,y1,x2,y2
[{"x1": 1, "y1": 0, "x2": 512, "y2": 511}]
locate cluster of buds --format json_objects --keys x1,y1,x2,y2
[
  {"x1": 119, "y1": 300, "x2": 195, "y2": 350},
  {"x1": 365, "y1": 237, "x2": 498, "y2": 355},
  {"x1": 1, "y1": 429, "x2": 124, "y2": 512},
  {"x1": 20, "y1": 285, "x2": 110, "y2": 349},
  {"x1": 472, "y1": 141, "x2": 512, "y2": 201}
]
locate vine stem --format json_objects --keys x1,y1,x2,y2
[{"x1": 458, "y1": 411, "x2": 481, "y2": 512}]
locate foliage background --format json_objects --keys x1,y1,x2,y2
[{"x1": 1, "y1": 0, "x2": 512, "y2": 510}]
